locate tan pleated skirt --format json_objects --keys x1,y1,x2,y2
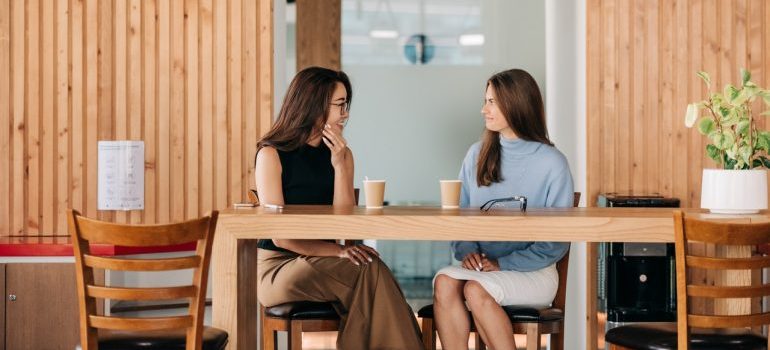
[{"x1": 257, "y1": 248, "x2": 424, "y2": 350}]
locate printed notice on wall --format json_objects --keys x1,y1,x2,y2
[{"x1": 98, "y1": 141, "x2": 144, "y2": 210}]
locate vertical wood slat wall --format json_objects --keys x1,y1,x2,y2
[
  {"x1": 587, "y1": 0, "x2": 770, "y2": 208},
  {"x1": 586, "y1": 2, "x2": 769, "y2": 349},
  {"x1": 0, "y1": 0, "x2": 273, "y2": 236}
]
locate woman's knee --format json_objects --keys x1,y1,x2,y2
[
  {"x1": 463, "y1": 281, "x2": 494, "y2": 309},
  {"x1": 434, "y1": 275, "x2": 463, "y2": 304}
]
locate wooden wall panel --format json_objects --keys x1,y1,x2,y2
[
  {"x1": 587, "y1": 2, "x2": 770, "y2": 349},
  {"x1": 0, "y1": 0, "x2": 273, "y2": 236},
  {"x1": 296, "y1": 0, "x2": 341, "y2": 71},
  {"x1": 587, "y1": 0, "x2": 770, "y2": 209},
  {"x1": 0, "y1": 0, "x2": 10, "y2": 237}
]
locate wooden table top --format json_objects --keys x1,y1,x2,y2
[{"x1": 216, "y1": 206, "x2": 770, "y2": 243}]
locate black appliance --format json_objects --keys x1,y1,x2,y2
[{"x1": 597, "y1": 194, "x2": 680, "y2": 330}]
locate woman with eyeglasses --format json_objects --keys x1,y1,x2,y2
[
  {"x1": 432, "y1": 69, "x2": 574, "y2": 350},
  {"x1": 254, "y1": 66, "x2": 423, "y2": 350}
]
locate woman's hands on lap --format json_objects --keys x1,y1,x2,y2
[
  {"x1": 480, "y1": 256, "x2": 500, "y2": 272},
  {"x1": 462, "y1": 253, "x2": 484, "y2": 271},
  {"x1": 339, "y1": 244, "x2": 380, "y2": 266},
  {"x1": 462, "y1": 253, "x2": 500, "y2": 272}
]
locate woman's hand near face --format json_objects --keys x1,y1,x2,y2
[{"x1": 322, "y1": 123, "x2": 350, "y2": 169}]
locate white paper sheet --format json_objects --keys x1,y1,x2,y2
[{"x1": 97, "y1": 141, "x2": 145, "y2": 210}]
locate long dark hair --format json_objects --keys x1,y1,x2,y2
[
  {"x1": 257, "y1": 66, "x2": 352, "y2": 152},
  {"x1": 477, "y1": 69, "x2": 553, "y2": 186}
]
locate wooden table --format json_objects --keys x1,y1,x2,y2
[{"x1": 210, "y1": 206, "x2": 767, "y2": 350}]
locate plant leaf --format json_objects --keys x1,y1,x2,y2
[
  {"x1": 722, "y1": 131, "x2": 736, "y2": 150},
  {"x1": 736, "y1": 120, "x2": 750, "y2": 136},
  {"x1": 741, "y1": 68, "x2": 751, "y2": 86},
  {"x1": 759, "y1": 156, "x2": 770, "y2": 168},
  {"x1": 742, "y1": 85, "x2": 759, "y2": 102},
  {"x1": 719, "y1": 106, "x2": 730, "y2": 118},
  {"x1": 724, "y1": 157, "x2": 738, "y2": 170},
  {"x1": 698, "y1": 117, "x2": 715, "y2": 135},
  {"x1": 697, "y1": 71, "x2": 711, "y2": 88},
  {"x1": 685, "y1": 103, "x2": 699, "y2": 127},
  {"x1": 733, "y1": 88, "x2": 751, "y2": 105},
  {"x1": 706, "y1": 144, "x2": 721, "y2": 162},
  {"x1": 739, "y1": 145, "x2": 753, "y2": 165},
  {"x1": 757, "y1": 131, "x2": 770, "y2": 152},
  {"x1": 721, "y1": 108, "x2": 741, "y2": 126},
  {"x1": 725, "y1": 84, "x2": 741, "y2": 104}
]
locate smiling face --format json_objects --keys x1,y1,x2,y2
[
  {"x1": 481, "y1": 84, "x2": 513, "y2": 136},
  {"x1": 325, "y1": 82, "x2": 349, "y2": 129}
]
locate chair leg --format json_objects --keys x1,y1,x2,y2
[
  {"x1": 550, "y1": 331, "x2": 565, "y2": 350},
  {"x1": 608, "y1": 344, "x2": 634, "y2": 350},
  {"x1": 421, "y1": 318, "x2": 437, "y2": 350},
  {"x1": 525, "y1": 323, "x2": 541, "y2": 350},
  {"x1": 262, "y1": 328, "x2": 276, "y2": 350},
  {"x1": 474, "y1": 332, "x2": 486, "y2": 350},
  {"x1": 289, "y1": 320, "x2": 303, "y2": 350}
]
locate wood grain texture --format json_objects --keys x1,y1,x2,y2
[
  {"x1": 587, "y1": 0, "x2": 770, "y2": 208},
  {"x1": 1, "y1": 0, "x2": 273, "y2": 236},
  {"x1": 4, "y1": 263, "x2": 94, "y2": 350},
  {"x1": 219, "y1": 206, "x2": 680, "y2": 242},
  {"x1": 296, "y1": 0, "x2": 341, "y2": 70},
  {"x1": 0, "y1": 0, "x2": 10, "y2": 237}
]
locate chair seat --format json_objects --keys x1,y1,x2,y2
[
  {"x1": 95, "y1": 326, "x2": 229, "y2": 350},
  {"x1": 605, "y1": 324, "x2": 767, "y2": 350},
  {"x1": 417, "y1": 304, "x2": 564, "y2": 323},
  {"x1": 265, "y1": 301, "x2": 340, "y2": 320}
]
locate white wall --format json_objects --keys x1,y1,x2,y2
[
  {"x1": 546, "y1": 0, "x2": 587, "y2": 349},
  {"x1": 344, "y1": 0, "x2": 546, "y2": 204}
]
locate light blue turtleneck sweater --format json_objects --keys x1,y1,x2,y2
[{"x1": 451, "y1": 136, "x2": 573, "y2": 272}]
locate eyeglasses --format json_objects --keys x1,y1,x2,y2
[
  {"x1": 480, "y1": 195, "x2": 527, "y2": 212},
  {"x1": 331, "y1": 101, "x2": 349, "y2": 114}
]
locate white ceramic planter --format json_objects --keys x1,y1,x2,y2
[{"x1": 701, "y1": 169, "x2": 768, "y2": 214}]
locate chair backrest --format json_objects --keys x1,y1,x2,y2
[
  {"x1": 552, "y1": 192, "x2": 580, "y2": 310},
  {"x1": 68, "y1": 210, "x2": 219, "y2": 350},
  {"x1": 673, "y1": 210, "x2": 770, "y2": 349}
]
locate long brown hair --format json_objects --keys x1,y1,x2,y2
[
  {"x1": 477, "y1": 69, "x2": 553, "y2": 186},
  {"x1": 257, "y1": 66, "x2": 352, "y2": 152}
]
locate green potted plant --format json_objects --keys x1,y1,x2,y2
[{"x1": 684, "y1": 68, "x2": 770, "y2": 213}]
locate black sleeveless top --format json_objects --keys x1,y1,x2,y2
[{"x1": 257, "y1": 144, "x2": 336, "y2": 252}]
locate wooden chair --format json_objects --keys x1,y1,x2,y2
[
  {"x1": 69, "y1": 210, "x2": 228, "y2": 350},
  {"x1": 258, "y1": 188, "x2": 360, "y2": 350},
  {"x1": 606, "y1": 210, "x2": 770, "y2": 350},
  {"x1": 418, "y1": 192, "x2": 581, "y2": 350}
]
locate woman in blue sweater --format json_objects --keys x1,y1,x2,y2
[{"x1": 433, "y1": 69, "x2": 573, "y2": 350}]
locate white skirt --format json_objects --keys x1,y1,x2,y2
[{"x1": 434, "y1": 264, "x2": 558, "y2": 308}]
